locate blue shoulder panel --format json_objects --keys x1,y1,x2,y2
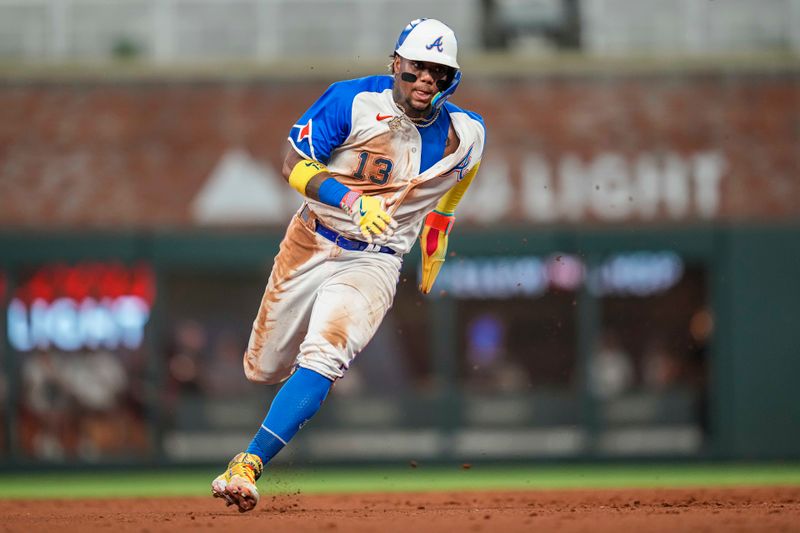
[
  {"x1": 289, "y1": 76, "x2": 393, "y2": 164},
  {"x1": 418, "y1": 110, "x2": 450, "y2": 174},
  {"x1": 419, "y1": 103, "x2": 488, "y2": 173}
]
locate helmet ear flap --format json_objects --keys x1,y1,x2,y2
[
  {"x1": 435, "y1": 67, "x2": 457, "y2": 92},
  {"x1": 431, "y1": 69, "x2": 462, "y2": 112}
]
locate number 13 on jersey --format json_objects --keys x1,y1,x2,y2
[{"x1": 353, "y1": 151, "x2": 394, "y2": 185}]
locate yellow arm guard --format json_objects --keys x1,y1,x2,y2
[
  {"x1": 434, "y1": 160, "x2": 481, "y2": 214},
  {"x1": 288, "y1": 159, "x2": 328, "y2": 196}
]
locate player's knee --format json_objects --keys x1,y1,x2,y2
[
  {"x1": 243, "y1": 351, "x2": 290, "y2": 384},
  {"x1": 243, "y1": 365, "x2": 285, "y2": 385}
]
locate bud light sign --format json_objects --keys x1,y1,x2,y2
[{"x1": 7, "y1": 262, "x2": 154, "y2": 352}]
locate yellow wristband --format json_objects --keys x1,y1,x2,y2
[{"x1": 289, "y1": 159, "x2": 328, "y2": 195}]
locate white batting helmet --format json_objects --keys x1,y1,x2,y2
[{"x1": 394, "y1": 18, "x2": 459, "y2": 70}]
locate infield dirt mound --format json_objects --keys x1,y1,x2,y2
[{"x1": 1, "y1": 486, "x2": 798, "y2": 532}]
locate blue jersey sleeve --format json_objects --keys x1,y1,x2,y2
[{"x1": 288, "y1": 81, "x2": 355, "y2": 165}]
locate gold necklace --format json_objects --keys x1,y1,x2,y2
[
  {"x1": 390, "y1": 102, "x2": 441, "y2": 130},
  {"x1": 404, "y1": 107, "x2": 441, "y2": 128}
]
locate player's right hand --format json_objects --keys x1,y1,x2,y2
[{"x1": 341, "y1": 192, "x2": 397, "y2": 243}]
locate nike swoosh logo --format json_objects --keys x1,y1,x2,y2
[
  {"x1": 376, "y1": 113, "x2": 393, "y2": 121},
  {"x1": 360, "y1": 206, "x2": 367, "y2": 216}
]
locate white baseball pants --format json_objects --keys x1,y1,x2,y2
[{"x1": 243, "y1": 210, "x2": 401, "y2": 383}]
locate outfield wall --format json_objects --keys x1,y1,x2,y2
[{"x1": 1, "y1": 224, "x2": 799, "y2": 466}]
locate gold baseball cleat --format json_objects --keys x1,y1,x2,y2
[{"x1": 211, "y1": 452, "x2": 264, "y2": 513}]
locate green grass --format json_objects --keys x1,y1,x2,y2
[{"x1": 0, "y1": 464, "x2": 798, "y2": 500}]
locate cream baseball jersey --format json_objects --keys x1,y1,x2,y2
[{"x1": 288, "y1": 75, "x2": 486, "y2": 255}]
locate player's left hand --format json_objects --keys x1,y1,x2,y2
[{"x1": 419, "y1": 211, "x2": 455, "y2": 294}]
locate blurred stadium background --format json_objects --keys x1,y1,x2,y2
[{"x1": 0, "y1": 0, "x2": 799, "y2": 471}]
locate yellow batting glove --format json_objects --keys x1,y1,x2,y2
[
  {"x1": 341, "y1": 192, "x2": 397, "y2": 243},
  {"x1": 419, "y1": 211, "x2": 455, "y2": 294}
]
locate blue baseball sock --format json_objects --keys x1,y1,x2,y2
[{"x1": 245, "y1": 367, "x2": 333, "y2": 466}]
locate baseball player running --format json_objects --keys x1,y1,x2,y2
[{"x1": 212, "y1": 18, "x2": 486, "y2": 512}]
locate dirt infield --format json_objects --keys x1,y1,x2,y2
[{"x1": 2, "y1": 486, "x2": 799, "y2": 532}]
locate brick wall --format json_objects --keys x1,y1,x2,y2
[{"x1": 1, "y1": 73, "x2": 798, "y2": 229}]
